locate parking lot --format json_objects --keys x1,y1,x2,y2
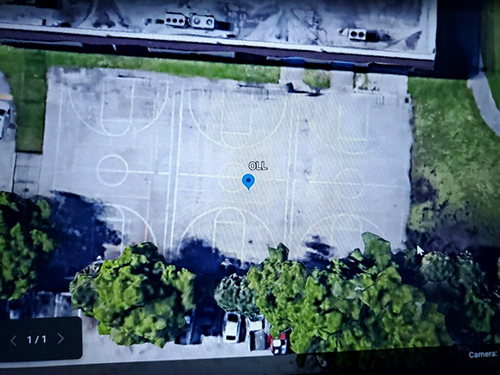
[{"x1": 39, "y1": 67, "x2": 412, "y2": 263}]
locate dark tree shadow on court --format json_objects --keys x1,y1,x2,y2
[
  {"x1": 172, "y1": 238, "x2": 253, "y2": 338},
  {"x1": 173, "y1": 237, "x2": 252, "y2": 276},
  {"x1": 34, "y1": 192, "x2": 121, "y2": 293},
  {"x1": 302, "y1": 235, "x2": 336, "y2": 270}
]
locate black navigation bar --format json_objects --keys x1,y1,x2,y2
[{"x1": 0, "y1": 317, "x2": 82, "y2": 362}]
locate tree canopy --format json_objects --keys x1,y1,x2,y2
[
  {"x1": 70, "y1": 242, "x2": 196, "y2": 347},
  {"x1": 216, "y1": 234, "x2": 459, "y2": 354},
  {"x1": 214, "y1": 273, "x2": 261, "y2": 320},
  {"x1": 288, "y1": 234, "x2": 453, "y2": 353},
  {"x1": 396, "y1": 248, "x2": 500, "y2": 344},
  {"x1": 0, "y1": 191, "x2": 56, "y2": 300}
]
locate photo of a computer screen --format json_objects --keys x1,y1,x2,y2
[{"x1": 0, "y1": 1, "x2": 499, "y2": 374}]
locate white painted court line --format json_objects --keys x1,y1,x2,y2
[
  {"x1": 68, "y1": 77, "x2": 171, "y2": 137},
  {"x1": 212, "y1": 208, "x2": 246, "y2": 257},
  {"x1": 170, "y1": 87, "x2": 184, "y2": 252},
  {"x1": 307, "y1": 180, "x2": 407, "y2": 189},
  {"x1": 100, "y1": 118, "x2": 135, "y2": 123},
  {"x1": 337, "y1": 100, "x2": 371, "y2": 142},
  {"x1": 95, "y1": 193, "x2": 153, "y2": 201},
  {"x1": 178, "y1": 172, "x2": 287, "y2": 183},
  {"x1": 113, "y1": 203, "x2": 158, "y2": 246},
  {"x1": 99, "y1": 79, "x2": 106, "y2": 135},
  {"x1": 177, "y1": 206, "x2": 276, "y2": 255},
  {"x1": 144, "y1": 176, "x2": 152, "y2": 243},
  {"x1": 105, "y1": 204, "x2": 126, "y2": 253},
  {"x1": 163, "y1": 90, "x2": 177, "y2": 254},
  {"x1": 221, "y1": 90, "x2": 252, "y2": 140},
  {"x1": 300, "y1": 213, "x2": 385, "y2": 245},
  {"x1": 130, "y1": 81, "x2": 135, "y2": 125},
  {"x1": 288, "y1": 98, "x2": 303, "y2": 245},
  {"x1": 96, "y1": 154, "x2": 129, "y2": 187},
  {"x1": 283, "y1": 95, "x2": 295, "y2": 243},
  {"x1": 87, "y1": 167, "x2": 169, "y2": 176},
  {"x1": 186, "y1": 88, "x2": 289, "y2": 150}
]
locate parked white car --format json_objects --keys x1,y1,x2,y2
[
  {"x1": 0, "y1": 100, "x2": 11, "y2": 140},
  {"x1": 222, "y1": 311, "x2": 242, "y2": 343},
  {"x1": 246, "y1": 315, "x2": 265, "y2": 333}
]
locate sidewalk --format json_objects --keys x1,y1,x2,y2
[
  {"x1": 0, "y1": 71, "x2": 15, "y2": 192},
  {"x1": 13, "y1": 152, "x2": 43, "y2": 198},
  {"x1": 468, "y1": 57, "x2": 500, "y2": 137}
]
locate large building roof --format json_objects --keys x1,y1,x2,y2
[{"x1": 0, "y1": 0, "x2": 437, "y2": 68}]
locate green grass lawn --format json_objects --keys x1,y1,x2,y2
[
  {"x1": 482, "y1": 0, "x2": 500, "y2": 109},
  {"x1": 488, "y1": 75, "x2": 500, "y2": 108},
  {"x1": 0, "y1": 45, "x2": 280, "y2": 153},
  {"x1": 302, "y1": 69, "x2": 331, "y2": 90},
  {"x1": 408, "y1": 77, "x2": 500, "y2": 247}
]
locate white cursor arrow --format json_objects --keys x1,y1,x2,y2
[
  {"x1": 57, "y1": 333, "x2": 64, "y2": 344},
  {"x1": 10, "y1": 335, "x2": 17, "y2": 346},
  {"x1": 416, "y1": 246, "x2": 425, "y2": 256}
]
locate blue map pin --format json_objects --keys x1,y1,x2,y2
[{"x1": 242, "y1": 174, "x2": 255, "y2": 190}]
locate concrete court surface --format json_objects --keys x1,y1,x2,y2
[{"x1": 39, "y1": 67, "x2": 412, "y2": 263}]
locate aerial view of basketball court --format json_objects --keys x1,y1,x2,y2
[{"x1": 39, "y1": 67, "x2": 412, "y2": 263}]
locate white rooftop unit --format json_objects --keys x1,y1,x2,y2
[
  {"x1": 165, "y1": 12, "x2": 187, "y2": 28},
  {"x1": 189, "y1": 14, "x2": 215, "y2": 30},
  {"x1": 348, "y1": 28, "x2": 367, "y2": 41}
]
